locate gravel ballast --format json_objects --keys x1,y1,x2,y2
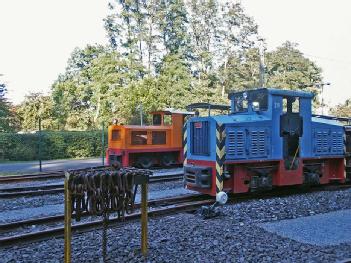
[{"x1": 1, "y1": 187, "x2": 351, "y2": 262}]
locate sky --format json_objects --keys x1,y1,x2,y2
[
  {"x1": 0, "y1": 0, "x2": 108, "y2": 104},
  {"x1": 0, "y1": 0, "x2": 351, "y2": 108}
]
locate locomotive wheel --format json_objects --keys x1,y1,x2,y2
[
  {"x1": 138, "y1": 156, "x2": 153, "y2": 169},
  {"x1": 111, "y1": 160, "x2": 121, "y2": 169},
  {"x1": 161, "y1": 154, "x2": 175, "y2": 167}
]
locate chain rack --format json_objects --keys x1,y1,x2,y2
[{"x1": 64, "y1": 167, "x2": 151, "y2": 263}]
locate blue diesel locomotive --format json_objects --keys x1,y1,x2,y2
[{"x1": 184, "y1": 88, "x2": 351, "y2": 196}]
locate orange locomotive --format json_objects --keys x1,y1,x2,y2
[{"x1": 106, "y1": 109, "x2": 193, "y2": 168}]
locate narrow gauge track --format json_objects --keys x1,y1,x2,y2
[
  {"x1": 0, "y1": 194, "x2": 210, "y2": 247},
  {"x1": 0, "y1": 173, "x2": 183, "y2": 198},
  {"x1": 0, "y1": 166, "x2": 105, "y2": 184},
  {"x1": 0, "y1": 166, "x2": 182, "y2": 184},
  {"x1": 1, "y1": 184, "x2": 350, "y2": 247},
  {"x1": 0, "y1": 171, "x2": 65, "y2": 183}
]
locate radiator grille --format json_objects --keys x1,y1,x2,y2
[
  {"x1": 315, "y1": 130, "x2": 329, "y2": 154},
  {"x1": 331, "y1": 131, "x2": 344, "y2": 154},
  {"x1": 227, "y1": 127, "x2": 270, "y2": 159},
  {"x1": 227, "y1": 129, "x2": 246, "y2": 158},
  {"x1": 190, "y1": 121, "x2": 209, "y2": 156},
  {"x1": 313, "y1": 129, "x2": 344, "y2": 155},
  {"x1": 250, "y1": 130, "x2": 267, "y2": 157}
]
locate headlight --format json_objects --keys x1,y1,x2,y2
[{"x1": 216, "y1": 191, "x2": 228, "y2": 205}]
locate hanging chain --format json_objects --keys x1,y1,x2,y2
[{"x1": 68, "y1": 167, "x2": 152, "y2": 262}]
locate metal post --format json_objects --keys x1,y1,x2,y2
[
  {"x1": 315, "y1": 82, "x2": 330, "y2": 115},
  {"x1": 140, "y1": 104, "x2": 143, "y2": 126},
  {"x1": 141, "y1": 183, "x2": 148, "y2": 256},
  {"x1": 38, "y1": 117, "x2": 42, "y2": 172},
  {"x1": 64, "y1": 172, "x2": 72, "y2": 263},
  {"x1": 259, "y1": 39, "x2": 265, "y2": 88},
  {"x1": 102, "y1": 122, "x2": 105, "y2": 166},
  {"x1": 322, "y1": 84, "x2": 324, "y2": 115}
]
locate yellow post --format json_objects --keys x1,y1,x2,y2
[
  {"x1": 64, "y1": 172, "x2": 72, "y2": 263},
  {"x1": 141, "y1": 183, "x2": 148, "y2": 256}
]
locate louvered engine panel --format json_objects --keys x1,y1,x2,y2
[
  {"x1": 227, "y1": 128, "x2": 246, "y2": 159},
  {"x1": 313, "y1": 129, "x2": 344, "y2": 156},
  {"x1": 331, "y1": 131, "x2": 344, "y2": 154},
  {"x1": 249, "y1": 129, "x2": 268, "y2": 157},
  {"x1": 314, "y1": 130, "x2": 329, "y2": 154},
  {"x1": 226, "y1": 127, "x2": 270, "y2": 160}
]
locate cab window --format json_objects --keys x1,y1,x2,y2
[
  {"x1": 292, "y1": 98, "x2": 300, "y2": 113},
  {"x1": 234, "y1": 96, "x2": 249, "y2": 113},
  {"x1": 111, "y1": 130, "x2": 121, "y2": 141},
  {"x1": 152, "y1": 131, "x2": 166, "y2": 145},
  {"x1": 153, "y1": 114, "x2": 162, "y2": 125},
  {"x1": 131, "y1": 131, "x2": 147, "y2": 145},
  {"x1": 164, "y1": 114, "x2": 172, "y2": 125}
]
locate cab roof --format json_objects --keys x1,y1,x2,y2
[
  {"x1": 228, "y1": 88, "x2": 314, "y2": 99},
  {"x1": 150, "y1": 108, "x2": 194, "y2": 115}
]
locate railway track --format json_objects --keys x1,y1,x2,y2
[
  {"x1": 0, "y1": 194, "x2": 210, "y2": 247},
  {"x1": 1, "y1": 183, "x2": 350, "y2": 247},
  {"x1": 0, "y1": 166, "x2": 182, "y2": 184},
  {"x1": 0, "y1": 173, "x2": 184, "y2": 198},
  {"x1": 0, "y1": 171, "x2": 65, "y2": 183}
]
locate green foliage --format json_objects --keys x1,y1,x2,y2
[
  {"x1": 52, "y1": 49, "x2": 145, "y2": 130},
  {"x1": 118, "y1": 53, "x2": 193, "y2": 123},
  {"x1": 219, "y1": 48, "x2": 260, "y2": 92},
  {"x1": 0, "y1": 97, "x2": 18, "y2": 132},
  {"x1": 158, "y1": 0, "x2": 190, "y2": 55},
  {"x1": 16, "y1": 93, "x2": 56, "y2": 131},
  {"x1": 330, "y1": 99, "x2": 351, "y2": 117},
  {"x1": 0, "y1": 131, "x2": 105, "y2": 161},
  {"x1": 0, "y1": 84, "x2": 19, "y2": 132},
  {"x1": 266, "y1": 42, "x2": 322, "y2": 95},
  {"x1": 221, "y1": 42, "x2": 323, "y2": 100}
]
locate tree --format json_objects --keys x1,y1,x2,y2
[
  {"x1": 187, "y1": 0, "x2": 259, "y2": 97},
  {"x1": 48, "y1": 1, "x2": 326, "y2": 129},
  {"x1": 219, "y1": 48, "x2": 260, "y2": 92},
  {"x1": 143, "y1": 0, "x2": 163, "y2": 73},
  {"x1": 104, "y1": 0, "x2": 147, "y2": 64},
  {"x1": 52, "y1": 49, "x2": 146, "y2": 129},
  {"x1": 220, "y1": 42, "x2": 323, "y2": 101},
  {"x1": 0, "y1": 99, "x2": 17, "y2": 132},
  {"x1": 266, "y1": 41, "x2": 322, "y2": 96},
  {"x1": 157, "y1": 0, "x2": 190, "y2": 55},
  {"x1": 105, "y1": 0, "x2": 191, "y2": 73},
  {"x1": 65, "y1": 45, "x2": 107, "y2": 76},
  {"x1": 330, "y1": 99, "x2": 351, "y2": 117},
  {"x1": 188, "y1": 0, "x2": 219, "y2": 78},
  {"x1": 113, "y1": 53, "x2": 193, "y2": 123},
  {"x1": 0, "y1": 83, "x2": 19, "y2": 132},
  {"x1": 16, "y1": 93, "x2": 55, "y2": 131}
]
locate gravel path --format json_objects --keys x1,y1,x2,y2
[
  {"x1": 2, "y1": 188, "x2": 351, "y2": 262},
  {"x1": 259, "y1": 209, "x2": 351, "y2": 246}
]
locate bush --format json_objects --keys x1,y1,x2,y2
[{"x1": 0, "y1": 131, "x2": 107, "y2": 161}]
